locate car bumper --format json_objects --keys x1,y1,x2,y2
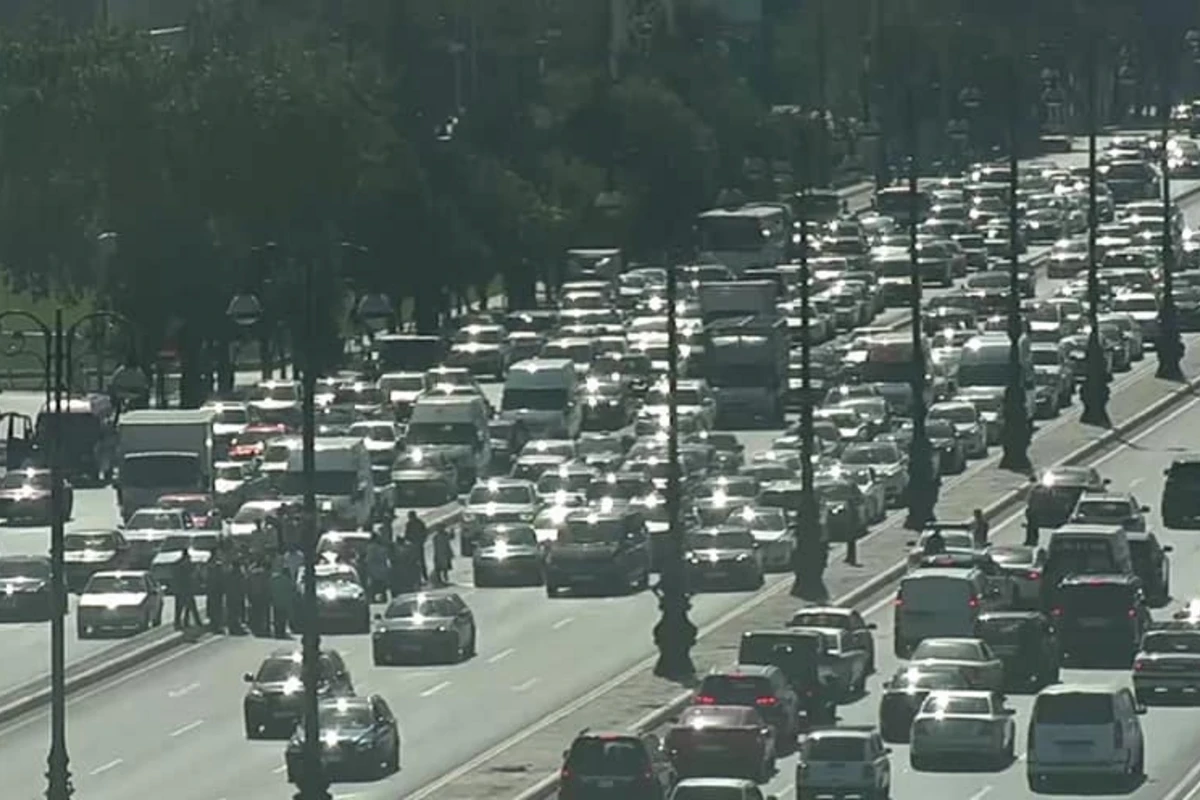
[
  {"x1": 373, "y1": 631, "x2": 457, "y2": 661},
  {"x1": 0, "y1": 593, "x2": 53, "y2": 620},
  {"x1": 77, "y1": 611, "x2": 144, "y2": 633},
  {"x1": 1133, "y1": 674, "x2": 1200, "y2": 695}
]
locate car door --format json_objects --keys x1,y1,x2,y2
[
  {"x1": 978, "y1": 641, "x2": 1004, "y2": 687},
  {"x1": 848, "y1": 611, "x2": 876, "y2": 655},
  {"x1": 373, "y1": 697, "x2": 398, "y2": 749}
]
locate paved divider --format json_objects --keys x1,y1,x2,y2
[{"x1": 0, "y1": 503, "x2": 462, "y2": 725}]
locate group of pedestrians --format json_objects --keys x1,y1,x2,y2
[{"x1": 169, "y1": 509, "x2": 459, "y2": 636}]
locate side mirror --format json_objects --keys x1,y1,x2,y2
[
  {"x1": 883, "y1": 747, "x2": 893, "y2": 755},
  {"x1": 1164, "y1": 545, "x2": 1174, "y2": 553},
  {"x1": 1164, "y1": 469, "x2": 1170, "y2": 476},
  {"x1": 1004, "y1": 708, "x2": 1017, "y2": 715},
  {"x1": 1135, "y1": 703, "x2": 1148, "y2": 715},
  {"x1": 242, "y1": 672, "x2": 254, "y2": 683},
  {"x1": 1140, "y1": 505, "x2": 1150, "y2": 513},
  {"x1": 866, "y1": 622, "x2": 877, "y2": 630},
  {"x1": 905, "y1": 540, "x2": 915, "y2": 547},
  {"x1": 1103, "y1": 478, "x2": 1112, "y2": 485},
  {"x1": 373, "y1": 613, "x2": 383, "y2": 621}
]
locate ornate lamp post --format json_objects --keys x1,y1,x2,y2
[
  {"x1": 227, "y1": 260, "x2": 391, "y2": 800},
  {"x1": 1081, "y1": 33, "x2": 1111, "y2": 427},
  {"x1": 0, "y1": 310, "x2": 146, "y2": 800},
  {"x1": 1157, "y1": 38, "x2": 1184, "y2": 380}
]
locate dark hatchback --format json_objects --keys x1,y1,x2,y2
[
  {"x1": 975, "y1": 611, "x2": 1061, "y2": 690},
  {"x1": 544, "y1": 509, "x2": 652, "y2": 597},
  {"x1": 371, "y1": 592, "x2": 477, "y2": 665},
  {"x1": 1162, "y1": 457, "x2": 1200, "y2": 528},
  {"x1": 877, "y1": 664, "x2": 975, "y2": 742},
  {"x1": 559, "y1": 730, "x2": 675, "y2": 800},
  {"x1": 664, "y1": 705, "x2": 776, "y2": 782},
  {"x1": 242, "y1": 648, "x2": 354, "y2": 738},
  {"x1": 1026, "y1": 466, "x2": 1109, "y2": 527},
  {"x1": 738, "y1": 629, "x2": 836, "y2": 723},
  {"x1": 284, "y1": 695, "x2": 400, "y2": 783},
  {"x1": 0, "y1": 555, "x2": 58, "y2": 621},
  {"x1": 1051, "y1": 574, "x2": 1149, "y2": 666},
  {"x1": 472, "y1": 524, "x2": 544, "y2": 587}
]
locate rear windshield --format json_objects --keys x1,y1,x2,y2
[
  {"x1": 739, "y1": 635, "x2": 819, "y2": 668},
  {"x1": 1058, "y1": 584, "x2": 1135, "y2": 613},
  {"x1": 566, "y1": 738, "x2": 648, "y2": 775},
  {"x1": 1048, "y1": 537, "x2": 1115, "y2": 573},
  {"x1": 1168, "y1": 462, "x2": 1200, "y2": 481},
  {"x1": 804, "y1": 736, "x2": 866, "y2": 761},
  {"x1": 670, "y1": 789, "x2": 747, "y2": 800},
  {"x1": 1141, "y1": 631, "x2": 1200, "y2": 653},
  {"x1": 1034, "y1": 694, "x2": 1113, "y2": 724},
  {"x1": 699, "y1": 674, "x2": 771, "y2": 703},
  {"x1": 678, "y1": 706, "x2": 755, "y2": 727},
  {"x1": 977, "y1": 617, "x2": 1031, "y2": 642}
]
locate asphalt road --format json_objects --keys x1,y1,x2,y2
[
  {"x1": 0, "y1": 133, "x2": 1187, "y2": 799},
  {"x1": 752, "y1": 390, "x2": 1200, "y2": 800}
]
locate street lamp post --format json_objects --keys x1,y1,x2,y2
[
  {"x1": 1000, "y1": 53, "x2": 1033, "y2": 473},
  {"x1": 653, "y1": 255, "x2": 696, "y2": 679},
  {"x1": 227, "y1": 254, "x2": 390, "y2": 800},
  {"x1": 0, "y1": 308, "x2": 145, "y2": 800},
  {"x1": 1080, "y1": 33, "x2": 1111, "y2": 427},
  {"x1": 1157, "y1": 42, "x2": 1184, "y2": 381}
]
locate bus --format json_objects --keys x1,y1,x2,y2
[{"x1": 695, "y1": 204, "x2": 791, "y2": 276}]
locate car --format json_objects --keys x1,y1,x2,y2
[
  {"x1": 242, "y1": 647, "x2": 354, "y2": 739},
  {"x1": 877, "y1": 664, "x2": 975, "y2": 742},
  {"x1": 284, "y1": 695, "x2": 400, "y2": 783},
  {"x1": 1051, "y1": 574, "x2": 1150, "y2": 666},
  {"x1": 120, "y1": 507, "x2": 195, "y2": 568},
  {"x1": 905, "y1": 527, "x2": 976, "y2": 569},
  {"x1": 928, "y1": 401, "x2": 988, "y2": 458},
  {"x1": 909, "y1": 690, "x2": 1016, "y2": 769},
  {"x1": 0, "y1": 467, "x2": 72, "y2": 523},
  {"x1": 295, "y1": 561, "x2": 370, "y2": 634},
  {"x1": 839, "y1": 441, "x2": 909, "y2": 506},
  {"x1": 924, "y1": 419, "x2": 968, "y2": 474},
  {"x1": 667, "y1": 778, "x2": 773, "y2": 800},
  {"x1": 789, "y1": 605, "x2": 877, "y2": 674},
  {"x1": 908, "y1": 637, "x2": 1005, "y2": 691},
  {"x1": 913, "y1": 550, "x2": 1019, "y2": 606},
  {"x1": 0, "y1": 555, "x2": 59, "y2": 621},
  {"x1": 371, "y1": 591, "x2": 477, "y2": 665},
  {"x1": 75, "y1": 570, "x2": 163, "y2": 638},
  {"x1": 684, "y1": 527, "x2": 764, "y2": 591},
  {"x1": 471, "y1": 523, "x2": 544, "y2": 587},
  {"x1": 1127, "y1": 531, "x2": 1172, "y2": 606},
  {"x1": 460, "y1": 478, "x2": 540, "y2": 555},
  {"x1": 1026, "y1": 465, "x2": 1109, "y2": 528},
  {"x1": 1026, "y1": 683, "x2": 1146, "y2": 791},
  {"x1": 986, "y1": 545, "x2": 1046, "y2": 608},
  {"x1": 814, "y1": 478, "x2": 869, "y2": 543},
  {"x1": 63, "y1": 529, "x2": 129, "y2": 592},
  {"x1": 664, "y1": 705, "x2": 777, "y2": 782},
  {"x1": 558, "y1": 730, "x2": 676, "y2": 800},
  {"x1": 695, "y1": 665, "x2": 802, "y2": 742},
  {"x1": 728, "y1": 505, "x2": 792, "y2": 571},
  {"x1": 1133, "y1": 624, "x2": 1200, "y2": 704},
  {"x1": 796, "y1": 727, "x2": 891, "y2": 800},
  {"x1": 149, "y1": 532, "x2": 220, "y2": 593},
  {"x1": 1162, "y1": 455, "x2": 1200, "y2": 528},
  {"x1": 544, "y1": 508, "x2": 652, "y2": 596},
  {"x1": 1069, "y1": 492, "x2": 1150, "y2": 532},
  {"x1": 974, "y1": 610, "x2": 1062, "y2": 689}
]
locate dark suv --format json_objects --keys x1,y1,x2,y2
[
  {"x1": 1051, "y1": 574, "x2": 1149, "y2": 666},
  {"x1": 545, "y1": 508, "x2": 652, "y2": 597},
  {"x1": 695, "y1": 665, "x2": 802, "y2": 742},
  {"x1": 558, "y1": 729, "x2": 675, "y2": 800},
  {"x1": 242, "y1": 647, "x2": 354, "y2": 738},
  {"x1": 737, "y1": 630, "x2": 836, "y2": 723},
  {"x1": 1162, "y1": 457, "x2": 1200, "y2": 528}
]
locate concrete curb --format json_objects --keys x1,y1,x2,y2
[
  {"x1": 0, "y1": 626, "x2": 202, "y2": 724},
  {"x1": 511, "y1": 366, "x2": 1200, "y2": 800}
]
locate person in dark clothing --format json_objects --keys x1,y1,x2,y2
[
  {"x1": 1024, "y1": 504, "x2": 1040, "y2": 547},
  {"x1": 270, "y1": 565, "x2": 293, "y2": 638},
  {"x1": 365, "y1": 536, "x2": 390, "y2": 602},
  {"x1": 971, "y1": 508, "x2": 989, "y2": 548},
  {"x1": 246, "y1": 559, "x2": 271, "y2": 636},
  {"x1": 433, "y1": 528, "x2": 453, "y2": 586},
  {"x1": 390, "y1": 541, "x2": 414, "y2": 596},
  {"x1": 923, "y1": 529, "x2": 947, "y2": 555},
  {"x1": 207, "y1": 556, "x2": 226, "y2": 633},
  {"x1": 172, "y1": 549, "x2": 202, "y2": 630},
  {"x1": 405, "y1": 511, "x2": 429, "y2": 585},
  {"x1": 226, "y1": 561, "x2": 247, "y2": 634}
]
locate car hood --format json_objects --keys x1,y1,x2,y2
[
  {"x1": 64, "y1": 549, "x2": 116, "y2": 563},
  {"x1": 214, "y1": 479, "x2": 244, "y2": 494},
  {"x1": 79, "y1": 592, "x2": 147, "y2": 608},
  {"x1": 0, "y1": 489, "x2": 47, "y2": 500}
]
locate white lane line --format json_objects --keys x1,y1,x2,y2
[
  {"x1": 968, "y1": 787, "x2": 993, "y2": 800},
  {"x1": 170, "y1": 719, "x2": 204, "y2": 737},
  {"x1": 420, "y1": 681, "x2": 451, "y2": 697},
  {"x1": 513, "y1": 678, "x2": 539, "y2": 693},
  {"x1": 487, "y1": 648, "x2": 514, "y2": 664},
  {"x1": 167, "y1": 681, "x2": 200, "y2": 698},
  {"x1": 90, "y1": 758, "x2": 123, "y2": 776},
  {"x1": 776, "y1": 782, "x2": 796, "y2": 797},
  {"x1": 273, "y1": 764, "x2": 287, "y2": 775},
  {"x1": 552, "y1": 617, "x2": 574, "y2": 630}
]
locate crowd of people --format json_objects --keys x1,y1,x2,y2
[{"x1": 168, "y1": 508, "x2": 459, "y2": 637}]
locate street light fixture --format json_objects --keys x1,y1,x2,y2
[{"x1": 0, "y1": 308, "x2": 145, "y2": 800}]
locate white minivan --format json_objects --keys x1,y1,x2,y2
[
  {"x1": 500, "y1": 358, "x2": 580, "y2": 439},
  {"x1": 1027, "y1": 683, "x2": 1146, "y2": 792},
  {"x1": 893, "y1": 567, "x2": 1001, "y2": 658}
]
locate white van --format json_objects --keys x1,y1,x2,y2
[
  {"x1": 406, "y1": 395, "x2": 491, "y2": 490},
  {"x1": 1026, "y1": 683, "x2": 1145, "y2": 791},
  {"x1": 260, "y1": 436, "x2": 374, "y2": 530},
  {"x1": 893, "y1": 567, "x2": 1000, "y2": 657},
  {"x1": 500, "y1": 358, "x2": 580, "y2": 439}
]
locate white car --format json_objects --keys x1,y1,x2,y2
[
  {"x1": 909, "y1": 690, "x2": 1016, "y2": 770},
  {"x1": 908, "y1": 637, "x2": 1005, "y2": 691},
  {"x1": 1027, "y1": 684, "x2": 1146, "y2": 791},
  {"x1": 796, "y1": 728, "x2": 891, "y2": 799},
  {"x1": 928, "y1": 401, "x2": 988, "y2": 458},
  {"x1": 905, "y1": 528, "x2": 976, "y2": 569},
  {"x1": 732, "y1": 505, "x2": 793, "y2": 571},
  {"x1": 348, "y1": 421, "x2": 400, "y2": 466},
  {"x1": 76, "y1": 570, "x2": 164, "y2": 638}
]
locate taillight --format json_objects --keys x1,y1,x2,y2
[
  {"x1": 968, "y1": 595, "x2": 980, "y2": 608},
  {"x1": 755, "y1": 696, "x2": 778, "y2": 707},
  {"x1": 1127, "y1": 608, "x2": 1138, "y2": 619},
  {"x1": 1051, "y1": 606, "x2": 1064, "y2": 617},
  {"x1": 695, "y1": 694, "x2": 716, "y2": 705},
  {"x1": 560, "y1": 767, "x2": 572, "y2": 781},
  {"x1": 1027, "y1": 570, "x2": 1041, "y2": 580},
  {"x1": 1133, "y1": 660, "x2": 1145, "y2": 672},
  {"x1": 894, "y1": 596, "x2": 903, "y2": 607}
]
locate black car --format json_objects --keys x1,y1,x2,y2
[
  {"x1": 975, "y1": 611, "x2": 1061, "y2": 690},
  {"x1": 544, "y1": 508, "x2": 652, "y2": 596},
  {"x1": 558, "y1": 730, "x2": 676, "y2": 800},
  {"x1": 371, "y1": 591, "x2": 477, "y2": 664},
  {"x1": 1162, "y1": 456, "x2": 1200, "y2": 528},
  {"x1": 925, "y1": 419, "x2": 967, "y2": 474},
  {"x1": 62, "y1": 529, "x2": 129, "y2": 592},
  {"x1": 684, "y1": 527, "x2": 763, "y2": 591},
  {"x1": 738, "y1": 629, "x2": 837, "y2": 723},
  {"x1": 696, "y1": 665, "x2": 803, "y2": 742},
  {"x1": 700, "y1": 431, "x2": 746, "y2": 474},
  {"x1": 576, "y1": 432, "x2": 632, "y2": 473},
  {"x1": 1051, "y1": 574, "x2": 1150, "y2": 666},
  {"x1": 242, "y1": 648, "x2": 354, "y2": 739},
  {"x1": 471, "y1": 524, "x2": 544, "y2": 587},
  {"x1": 0, "y1": 555, "x2": 59, "y2": 621},
  {"x1": 877, "y1": 664, "x2": 975, "y2": 742},
  {"x1": 284, "y1": 695, "x2": 400, "y2": 783},
  {"x1": 1128, "y1": 532, "x2": 1172, "y2": 607},
  {"x1": 1026, "y1": 465, "x2": 1109, "y2": 528},
  {"x1": 581, "y1": 380, "x2": 635, "y2": 432}
]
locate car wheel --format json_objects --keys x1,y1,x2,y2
[
  {"x1": 466, "y1": 628, "x2": 477, "y2": 658},
  {"x1": 245, "y1": 719, "x2": 264, "y2": 740},
  {"x1": 473, "y1": 570, "x2": 489, "y2": 589},
  {"x1": 372, "y1": 649, "x2": 390, "y2": 667}
]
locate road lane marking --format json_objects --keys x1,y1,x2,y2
[
  {"x1": 552, "y1": 617, "x2": 574, "y2": 630},
  {"x1": 170, "y1": 719, "x2": 204, "y2": 737},
  {"x1": 487, "y1": 648, "x2": 514, "y2": 664},
  {"x1": 777, "y1": 782, "x2": 795, "y2": 797},
  {"x1": 273, "y1": 764, "x2": 286, "y2": 775},
  {"x1": 513, "y1": 678, "x2": 539, "y2": 693},
  {"x1": 167, "y1": 681, "x2": 200, "y2": 698},
  {"x1": 90, "y1": 758, "x2": 122, "y2": 775},
  {"x1": 420, "y1": 681, "x2": 451, "y2": 697},
  {"x1": 968, "y1": 788, "x2": 993, "y2": 800}
]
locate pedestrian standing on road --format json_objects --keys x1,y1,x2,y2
[
  {"x1": 207, "y1": 555, "x2": 226, "y2": 633},
  {"x1": 1024, "y1": 504, "x2": 1040, "y2": 547},
  {"x1": 172, "y1": 549, "x2": 202, "y2": 630},
  {"x1": 390, "y1": 541, "x2": 414, "y2": 596},
  {"x1": 269, "y1": 565, "x2": 293, "y2": 638},
  {"x1": 844, "y1": 528, "x2": 859, "y2": 566},
  {"x1": 246, "y1": 558, "x2": 271, "y2": 636},
  {"x1": 405, "y1": 510, "x2": 429, "y2": 585},
  {"x1": 226, "y1": 560, "x2": 247, "y2": 634},
  {"x1": 433, "y1": 527, "x2": 453, "y2": 586},
  {"x1": 283, "y1": 544, "x2": 303, "y2": 581},
  {"x1": 366, "y1": 535, "x2": 390, "y2": 602},
  {"x1": 970, "y1": 508, "x2": 990, "y2": 549}
]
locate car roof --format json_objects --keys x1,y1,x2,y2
[{"x1": 1038, "y1": 682, "x2": 1125, "y2": 696}]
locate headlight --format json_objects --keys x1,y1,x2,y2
[
  {"x1": 463, "y1": 512, "x2": 476, "y2": 522},
  {"x1": 282, "y1": 677, "x2": 302, "y2": 695},
  {"x1": 320, "y1": 500, "x2": 333, "y2": 512},
  {"x1": 736, "y1": 554, "x2": 750, "y2": 562}
]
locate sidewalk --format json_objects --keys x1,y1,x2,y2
[{"x1": 427, "y1": 341, "x2": 1200, "y2": 800}]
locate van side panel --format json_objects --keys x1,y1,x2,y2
[{"x1": 896, "y1": 575, "x2": 979, "y2": 654}]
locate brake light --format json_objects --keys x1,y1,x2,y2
[
  {"x1": 1051, "y1": 606, "x2": 1064, "y2": 617},
  {"x1": 1127, "y1": 608, "x2": 1138, "y2": 619},
  {"x1": 560, "y1": 767, "x2": 572, "y2": 781},
  {"x1": 893, "y1": 597, "x2": 903, "y2": 607},
  {"x1": 1027, "y1": 570, "x2": 1041, "y2": 580},
  {"x1": 968, "y1": 595, "x2": 980, "y2": 608},
  {"x1": 1133, "y1": 660, "x2": 1145, "y2": 672},
  {"x1": 755, "y1": 696, "x2": 779, "y2": 707},
  {"x1": 695, "y1": 694, "x2": 716, "y2": 705}
]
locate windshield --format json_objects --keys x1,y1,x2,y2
[
  {"x1": 577, "y1": 437, "x2": 621, "y2": 456},
  {"x1": 468, "y1": 485, "x2": 534, "y2": 505},
  {"x1": 120, "y1": 454, "x2": 201, "y2": 489},
  {"x1": 454, "y1": 327, "x2": 504, "y2": 345},
  {"x1": 216, "y1": 465, "x2": 245, "y2": 481},
  {"x1": 255, "y1": 658, "x2": 301, "y2": 682},
  {"x1": 1113, "y1": 296, "x2": 1158, "y2": 313},
  {"x1": 588, "y1": 477, "x2": 647, "y2": 500},
  {"x1": 669, "y1": 789, "x2": 746, "y2": 800},
  {"x1": 318, "y1": 704, "x2": 373, "y2": 729},
  {"x1": 349, "y1": 424, "x2": 395, "y2": 442},
  {"x1": 502, "y1": 388, "x2": 568, "y2": 412},
  {"x1": 686, "y1": 531, "x2": 754, "y2": 550},
  {"x1": 1034, "y1": 693, "x2": 1113, "y2": 724},
  {"x1": 698, "y1": 215, "x2": 767, "y2": 251},
  {"x1": 232, "y1": 505, "x2": 276, "y2": 523},
  {"x1": 1105, "y1": 163, "x2": 1148, "y2": 179},
  {"x1": 65, "y1": 533, "x2": 119, "y2": 550},
  {"x1": 214, "y1": 407, "x2": 248, "y2": 424},
  {"x1": 271, "y1": 471, "x2": 356, "y2": 496},
  {"x1": 989, "y1": 546, "x2": 1035, "y2": 566},
  {"x1": 406, "y1": 422, "x2": 477, "y2": 446},
  {"x1": 736, "y1": 507, "x2": 785, "y2": 529},
  {"x1": 385, "y1": 597, "x2": 458, "y2": 618},
  {"x1": 1059, "y1": 584, "x2": 1134, "y2": 613},
  {"x1": 0, "y1": 472, "x2": 50, "y2": 490},
  {"x1": 959, "y1": 392, "x2": 1003, "y2": 412},
  {"x1": 958, "y1": 362, "x2": 1010, "y2": 387},
  {"x1": 817, "y1": 483, "x2": 858, "y2": 502},
  {"x1": 379, "y1": 375, "x2": 426, "y2": 393},
  {"x1": 931, "y1": 405, "x2": 977, "y2": 424},
  {"x1": 1073, "y1": 500, "x2": 1132, "y2": 522},
  {"x1": 126, "y1": 511, "x2": 183, "y2": 530},
  {"x1": 841, "y1": 445, "x2": 901, "y2": 465},
  {"x1": 921, "y1": 695, "x2": 991, "y2": 715},
  {"x1": 0, "y1": 559, "x2": 49, "y2": 579},
  {"x1": 536, "y1": 472, "x2": 591, "y2": 494},
  {"x1": 86, "y1": 574, "x2": 144, "y2": 593},
  {"x1": 914, "y1": 641, "x2": 980, "y2": 660}
]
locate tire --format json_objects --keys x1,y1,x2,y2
[
  {"x1": 466, "y1": 629, "x2": 477, "y2": 658},
  {"x1": 473, "y1": 570, "x2": 489, "y2": 589}
]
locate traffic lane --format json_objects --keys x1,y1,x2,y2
[{"x1": 758, "y1": 393, "x2": 1200, "y2": 800}]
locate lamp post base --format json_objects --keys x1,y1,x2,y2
[
  {"x1": 903, "y1": 439, "x2": 938, "y2": 531},
  {"x1": 1079, "y1": 378, "x2": 1111, "y2": 428},
  {"x1": 652, "y1": 593, "x2": 697, "y2": 681},
  {"x1": 1155, "y1": 329, "x2": 1185, "y2": 381},
  {"x1": 45, "y1": 742, "x2": 72, "y2": 800},
  {"x1": 999, "y1": 410, "x2": 1033, "y2": 474}
]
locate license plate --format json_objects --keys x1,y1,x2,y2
[
  {"x1": 596, "y1": 779, "x2": 614, "y2": 789},
  {"x1": 707, "y1": 570, "x2": 727, "y2": 579},
  {"x1": 1079, "y1": 618, "x2": 1109, "y2": 628},
  {"x1": 398, "y1": 643, "x2": 422, "y2": 651},
  {"x1": 273, "y1": 710, "x2": 294, "y2": 719}
]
